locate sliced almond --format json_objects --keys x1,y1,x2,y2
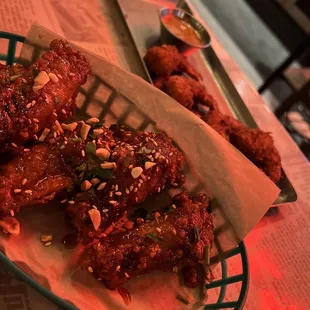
[
  {"x1": 100, "y1": 162, "x2": 114, "y2": 169},
  {"x1": 33, "y1": 71, "x2": 50, "y2": 91},
  {"x1": 81, "y1": 180, "x2": 92, "y2": 191},
  {"x1": 131, "y1": 167, "x2": 143, "y2": 179},
  {"x1": 145, "y1": 161, "x2": 156, "y2": 170},
  {"x1": 0, "y1": 217, "x2": 20, "y2": 236},
  {"x1": 93, "y1": 129, "x2": 104, "y2": 136},
  {"x1": 62, "y1": 122, "x2": 78, "y2": 132},
  {"x1": 40, "y1": 234, "x2": 53, "y2": 242},
  {"x1": 88, "y1": 209, "x2": 101, "y2": 231},
  {"x1": 97, "y1": 182, "x2": 107, "y2": 190},
  {"x1": 86, "y1": 117, "x2": 100, "y2": 125},
  {"x1": 96, "y1": 148, "x2": 110, "y2": 160},
  {"x1": 80, "y1": 123, "x2": 91, "y2": 140}
]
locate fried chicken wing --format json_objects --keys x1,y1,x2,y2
[
  {"x1": 0, "y1": 39, "x2": 90, "y2": 151},
  {"x1": 144, "y1": 45, "x2": 201, "y2": 80},
  {"x1": 83, "y1": 192, "x2": 213, "y2": 290},
  {"x1": 66, "y1": 125, "x2": 185, "y2": 243},
  {"x1": 203, "y1": 111, "x2": 282, "y2": 182},
  {"x1": 0, "y1": 144, "x2": 72, "y2": 233}
]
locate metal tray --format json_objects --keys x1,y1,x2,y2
[{"x1": 115, "y1": 0, "x2": 297, "y2": 205}]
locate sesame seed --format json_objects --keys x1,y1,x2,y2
[
  {"x1": 169, "y1": 152, "x2": 173, "y2": 156},
  {"x1": 111, "y1": 185, "x2": 115, "y2": 190},
  {"x1": 64, "y1": 141, "x2": 68, "y2": 145},
  {"x1": 157, "y1": 188, "x2": 161, "y2": 193},
  {"x1": 109, "y1": 191, "x2": 113, "y2": 198},
  {"x1": 134, "y1": 187, "x2": 138, "y2": 193},
  {"x1": 164, "y1": 215, "x2": 168, "y2": 220},
  {"x1": 88, "y1": 266, "x2": 93, "y2": 273},
  {"x1": 25, "y1": 190, "x2": 32, "y2": 195},
  {"x1": 61, "y1": 109, "x2": 67, "y2": 114},
  {"x1": 112, "y1": 151, "x2": 117, "y2": 156},
  {"x1": 173, "y1": 183, "x2": 178, "y2": 187},
  {"x1": 11, "y1": 143, "x2": 18, "y2": 148},
  {"x1": 155, "y1": 152, "x2": 160, "y2": 159},
  {"x1": 125, "y1": 188, "x2": 130, "y2": 194},
  {"x1": 55, "y1": 120, "x2": 64, "y2": 134},
  {"x1": 156, "y1": 227, "x2": 161, "y2": 233},
  {"x1": 102, "y1": 209, "x2": 109, "y2": 213},
  {"x1": 60, "y1": 199, "x2": 68, "y2": 204},
  {"x1": 68, "y1": 200, "x2": 75, "y2": 205},
  {"x1": 109, "y1": 200, "x2": 117, "y2": 205},
  {"x1": 130, "y1": 185, "x2": 134, "y2": 191},
  {"x1": 116, "y1": 265, "x2": 121, "y2": 271},
  {"x1": 44, "y1": 241, "x2": 52, "y2": 247},
  {"x1": 138, "y1": 184, "x2": 141, "y2": 188},
  {"x1": 125, "y1": 272, "x2": 129, "y2": 278},
  {"x1": 92, "y1": 205, "x2": 97, "y2": 209},
  {"x1": 152, "y1": 150, "x2": 156, "y2": 154},
  {"x1": 41, "y1": 234, "x2": 52, "y2": 242},
  {"x1": 22, "y1": 178, "x2": 27, "y2": 185},
  {"x1": 97, "y1": 182, "x2": 107, "y2": 190},
  {"x1": 139, "y1": 179, "x2": 144, "y2": 184},
  {"x1": 171, "y1": 204, "x2": 176, "y2": 209},
  {"x1": 26, "y1": 103, "x2": 32, "y2": 109},
  {"x1": 115, "y1": 184, "x2": 119, "y2": 191},
  {"x1": 130, "y1": 151, "x2": 134, "y2": 156},
  {"x1": 91, "y1": 178, "x2": 100, "y2": 186},
  {"x1": 53, "y1": 132, "x2": 57, "y2": 138},
  {"x1": 53, "y1": 112, "x2": 57, "y2": 117},
  {"x1": 69, "y1": 72, "x2": 76, "y2": 77},
  {"x1": 45, "y1": 98, "x2": 49, "y2": 103},
  {"x1": 172, "y1": 228, "x2": 177, "y2": 235},
  {"x1": 33, "y1": 118, "x2": 39, "y2": 123},
  {"x1": 115, "y1": 191, "x2": 122, "y2": 196},
  {"x1": 60, "y1": 145, "x2": 65, "y2": 149},
  {"x1": 24, "y1": 148, "x2": 30, "y2": 152},
  {"x1": 81, "y1": 150, "x2": 85, "y2": 157},
  {"x1": 128, "y1": 164, "x2": 133, "y2": 169},
  {"x1": 10, "y1": 210, "x2": 15, "y2": 217},
  {"x1": 38, "y1": 128, "x2": 51, "y2": 142},
  {"x1": 28, "y1": 118, "x2": 32, "y2": 124}
]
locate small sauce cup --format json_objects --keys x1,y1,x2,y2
[{"x1": 159, "y1": 8, "x2": 211, "y2": 55}]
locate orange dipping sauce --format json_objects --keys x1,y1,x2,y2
[{"x1": 162, "y1": 15, "x2": 202, "y2": 46}]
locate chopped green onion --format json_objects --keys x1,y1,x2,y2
[
  {"x1": 77, "y1": 162, "x2": 87, "y2": 172},
  {"x1": 32, "y1": 68, "x2": 39, "y2": 78},
  {"x1": 146, "y1": 233, "x2": 163, "y2": 243},
  {"x1": 176, "y1": 294, "x2": 190, "y2": 306},
  {"x1": 89, "y1": 167, "x2": 114, "y2": 180},
  {"x1": 86, "y1": 142, "x2": 96, "y2": 156},
  {"x1": 71, "y1": 137, "x2": 82, "y2": 143}
]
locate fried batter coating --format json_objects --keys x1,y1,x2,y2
[
  {"x1": 178, "y1": 55, "x2": 202, "y2": 81},
  {"x1": 163, "y1": 75, "x2": 194, "y2": 109},
  {"x1": 0, "y1": 39, "x2": 90, "y2": 151},
  {"x1": 83, "y1": 192, "x2": 213, "y2": 290},
  {"x1": 203, "y1": 111, "x2": 282, "y2": 182},
  {"x1": 144, "y1": 45, "x2": 202, "y2": 80},
  {"x1": 162, "y1": 75, "x2": 218, "y2": 111},
  {"x1": 66, "y1": 125, "x2": 185, "y2": 243},
  {"x1": 230, "y1": 126, "x2": 282, "y2": 183},
  {"x1": 144, "y1": 45, "x2": 181, "y2": 77}
]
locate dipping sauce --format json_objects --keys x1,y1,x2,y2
[{"x1": 162, "y1": 15, "x2": 202, "y2": 46}]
